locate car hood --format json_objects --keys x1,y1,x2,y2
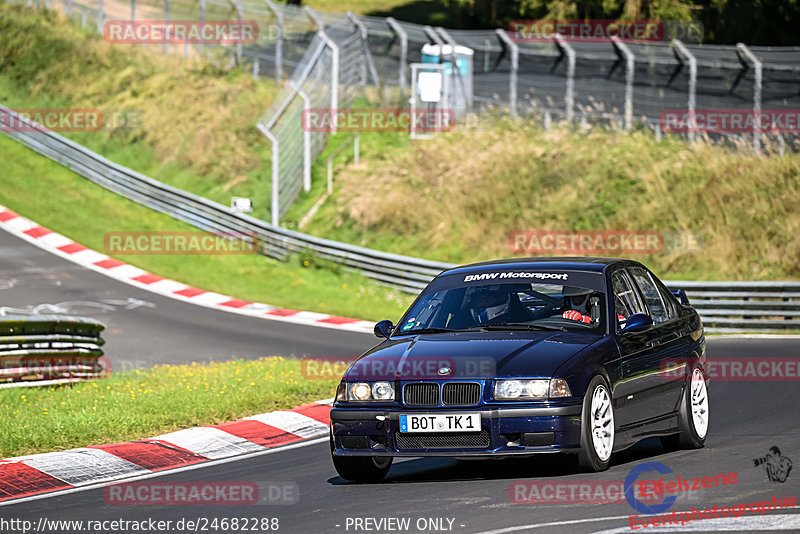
[{"x1": 345, "y1": 331, "x2": 602, "y2": 380}]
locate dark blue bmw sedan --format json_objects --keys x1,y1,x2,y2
[{"x1": 330, "y1": 258, "x2": 709, "y2": 482}]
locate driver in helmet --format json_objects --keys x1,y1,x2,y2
[
  {"x1": 469, "y1": 287, "x2": 512, "y2": 325},
  {"x1": 561, "y1": 286, "x2": 594, "y2": 324}
]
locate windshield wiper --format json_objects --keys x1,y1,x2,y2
[
  {"x1": 396, "y1": 327, "x2": 463, "y2": 335},
  {"x1": 478, "y1": 323, "x2": 567, "y2": 332}
]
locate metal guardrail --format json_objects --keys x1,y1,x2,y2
[
  {"x1": 2, "y1": 107, "x2": 799, "y2": 332},
  {"x1": 665, "y1": 281, "x2": 800, "y2": 332},
  {"x1": 0, "y1": 315, "x2": 106, "y2": 386}
]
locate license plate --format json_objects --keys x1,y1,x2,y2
[{"x1": 399, "y1": 413, "x2": 481, "y2": 433}]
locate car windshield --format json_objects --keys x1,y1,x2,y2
[{"x1": 394, "y1": 281, "x2": 607, "y2": 334}]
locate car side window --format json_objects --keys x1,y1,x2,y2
[
  {"x1": 611, "y1": 271, "x2": 645, "y2": 327},
  {"x1": 654, "y1": 278, "x2": 679, "y2": 320},
  {"x1": 629, "y1": 267, "x2": 669, "y2": 324}
]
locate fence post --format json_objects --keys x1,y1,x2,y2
[
  {"x1": 130, "y1": 0, "x2": 134, "y2": 21},
  {"x1": 611, "y1": 36, "x2": 634, "y2": 130},
  {"x1": 292, "y1": 83, "x2": 312, "y2": 192},
  {"x1": 736, "y1": 43, "x2": 762, "y2": 156},
  {"x1": 554, "y1": 34, "x2": 575, "y2": 122},
  {"x1": 495, "y1": 28, "x2": 518, "y2": 118},
  {"x1": 305, "y1": 7, "x2": 338, "y2": 133},
  {"x1": 424, "y1": 25, "x2": 442, "y2": 45},
  {"x1": 227, "y1": 0, "x2": 244, "y2": 65},
  {"x1": 437, "y1": 27, "x2": 456, "y2": 45},
  {"x1": 347, "y1": 11, "x2": 380, "y2": 86},
  {"x1": 198, "y1": 0, "x2": 206, "y2": 56},
  {"x1": 257, "y1": 124, "x2": 281, "y2": 226},
  {"x1": 265, "y1": 0, "x2": 284, "y2": 81},
  {"x1": 672, "y1": 39, "x2": 696, "y2": 143},
  {"x1": 436, "y1": 27, "x2": 472, "y2": 116},
  {"x1": 163, "y1": 0, "x2": 170, "y2": 55},
  {"x1": 386, "y1": 17, "x2": 407, "y2": 93},
  {"x1": 97, "y1": 0, "x2": 103, "y2": 34}
]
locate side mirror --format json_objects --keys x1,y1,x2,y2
[
  {"x1": 374, "y1": 320, "x2": 394, "y2": 339},
  {"x1": 671, "y1": 289, "x2": 690, "y2": 306},
  {"x1": 620, "y1": 313, "x2": 653, "y2": 334}
]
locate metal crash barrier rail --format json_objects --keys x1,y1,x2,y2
[{"x1": 0, "y1": 315, "x2": 106, "y2": 387}]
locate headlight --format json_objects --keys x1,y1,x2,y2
[
  {"x1": 493, "y1": 378, "x2": 572, "y2": 400},
  {"x1": 494, "y1": 379, "x2": 549, "y2": 399},
  {"x1": 372, "y1": 381, "x2": 394, "y2": 400},
  {"x1": 342, "y1": 381, "x2": 395, "y2": 401},
  {"x1": 350, "y1": 382, "x2": 372, "y2": 401}
]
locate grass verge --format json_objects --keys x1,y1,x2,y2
[{"x1": 0, "y1": 357, "x2": 335, "y2": 458}]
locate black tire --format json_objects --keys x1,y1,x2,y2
[
  {"x1": 330, "y1": 434, "x2": 392, "y2": 482},
  {"x1": 578, "y1": 376, "x2": 615, "y2": 472},
  {"x1": 659, "y1": 433, "x2": 680, "y2": 451},
  {"x1": 677, "y1": 361, "x2": 709, "y2": 449}
]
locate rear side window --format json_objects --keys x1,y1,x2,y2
[
  {"x1": 611, "y1": 270, "x2": 645, "y2": 326},
  {"x1": 629, "y1": 267, "x2": 668, "y2": 323},
  {"x1": 654, "y1": 278, "x2": 679, "y2": 320}
]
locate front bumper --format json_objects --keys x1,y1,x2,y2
[{"x1": 330, "y1": 404, "x2": 583, "y2": 457}]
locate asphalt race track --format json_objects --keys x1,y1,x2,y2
[{"x1": 2, "y1": 228, "x2": 800, "y2": 533}]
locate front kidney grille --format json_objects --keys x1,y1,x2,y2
[
  {"x1": 403, "y1": 382, "x2": 439, "y2": 406},
  {"x1": 442, "y1": 382, "x2": 481, "y2": 406},
  {"x1": 395, "y1": 430, "x2": 490, "y2": 449}
]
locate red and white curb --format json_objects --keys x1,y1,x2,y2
[
  {"x1": 0, "y1": 399, "x2": 332, "y2": 504},
  {"x1": 0, "y1": 204, "x2": 374, "y2": 333}
]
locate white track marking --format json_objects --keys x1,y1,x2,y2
[
  {"x1": 37, "y1": 233, "x2": 73, "y2": 248},
  {"x1": 69, "y1": 249, "x2": 108, "y2": 264},
  {"x1": 103, "y1": 264, "x2": 147, "y2": 279},
  {"x1": 151, "y1": 427, "x2": 266, "y2": 459},
  {"x1": 8, "y1": 449, "x2": 149, "y2": 486},
  {"x1": 146, "y1": 279, "x2": 188, "y2": 293},
  {"x1": 0, "y1": 437, "x2": 328, "y2": 507},
  {"x1": 245, "y1": 411, "x2": 329, "y2": 438}
]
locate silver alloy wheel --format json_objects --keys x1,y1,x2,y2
[
  {"x1": 590, "y1": 384, "x2": 614, "y2": 461},
  {"x1": 690, "y1": 368, "x2": 709, "y2": 439}
]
